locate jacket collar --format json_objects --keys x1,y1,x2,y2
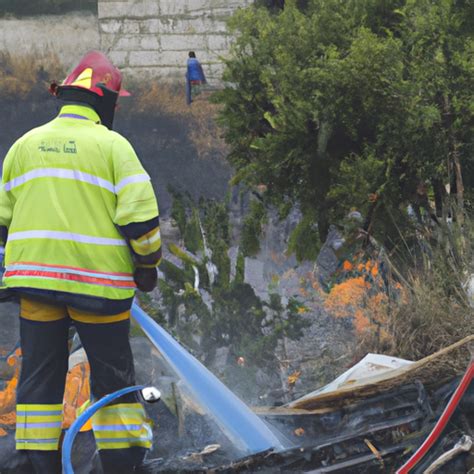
[{"x1": 58, "y1": 104, "x2": 101, "y2": 123}]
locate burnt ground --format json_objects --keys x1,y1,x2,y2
[
  {"x1": 0, "y1": 90, "x2": 231, "y2": 215},
  {"x1": 0, "y1": 380, "x2": 472, "y2": 473},
  {"x1": 1, "y1": 327, "x2": 472, "y2": 474}
]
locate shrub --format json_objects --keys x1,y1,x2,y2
[
  {"x1": 287, "y1": 214, "x2": 321, "y2": 262},
  {"x1": 241, "y1": 200, "x2": 267, "y2": 257}
]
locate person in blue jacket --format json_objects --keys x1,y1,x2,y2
[{"x1": 186, "y1": 51, "x2": 207, "y2": 105}]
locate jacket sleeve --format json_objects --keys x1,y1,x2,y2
[
  {"x1": 112, "y1": 137, "x2": 161, "y2": 267},
  {"x1": 0, "y1": 143, "x2": 17, "y2": 246}
]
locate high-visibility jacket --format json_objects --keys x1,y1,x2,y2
[{"x1": 0, "y1": 104, "x2": 159, "y2": 308}]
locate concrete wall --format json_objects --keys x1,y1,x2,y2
[
  {"x1": 98, "y1": 0, "x2": 253, "y2": 84},
  {"x1": 0, "y1": 13, "x2": 100, "y2": 71}
]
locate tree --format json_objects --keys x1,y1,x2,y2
[{"x1": 215, "y1": 0, "x2": 474, "y2": 251}]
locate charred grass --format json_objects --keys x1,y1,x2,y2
[{"x1": 131, "y1": 81, "x2": 227, "y2": 159}]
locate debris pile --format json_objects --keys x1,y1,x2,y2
[{"x1": 0, "y1": 299, "x2": 472, "y2": 473}]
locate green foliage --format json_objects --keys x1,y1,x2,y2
[
  {"x1": 169, "y1": 193, "x2": 231, "y2": 289},
  {"x1": 216, "y1": 0, "x2": 474, "y2": 248},
  {"x1": 0, "y1": 0, "x2": 97, "y2": 16},
  {"x1": 152, "y1": 194, "x2": 307, "y2": 383},
  {"x1": 157, "y1": 279, "x2": 180, "y2": 326},
  {"x1": 287, "y1": 214, "x2": 321, "y2": 261},
  {"x1": 235, "y1": 251, "x2": 245, "y2": 283},
  {"x1": 159, "y1": 259, "x2": 191, "y2": 286},
  {"x1": 201, "y1": 200, "x2": 231, "y2": 288},
  {"x1": 207, "y1": 283, "x2": 307, "y2": 367},
  {"x1": 168, "y1": 242, "x2": 199, "y2": 267},
  {"x1": 281, "y1": 297, "x2": 311, "y2": 340},
  {"x1": 241, "y1": 200, "x2": 267, "y2": 256},
  {"x1": 162, "y1": 189, "x2": 307, "y2": 392},
  {"x1": 170, "y1": 191, "x2": 187, "y2": 236},
  {"x1": 202, "y1": 200, "x2": 230, "y2": 246},
  {"x1": 183, "y1": 208, "x2": 203, "y2": 254}
]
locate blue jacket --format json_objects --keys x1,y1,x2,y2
[{"x1": 187, "y1": 58, "x2": 206, "y2": 82}]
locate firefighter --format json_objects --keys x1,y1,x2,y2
[
  {"x1": 186, "y1": 51, "x2": 207, "y2": 105},
  {"x1": 0, "y1": 51, "x2": 161, "y2": 473}
]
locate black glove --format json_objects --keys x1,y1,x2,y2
[{"x1": 134, "y1": 266, "x2": 157, "y2": 292}]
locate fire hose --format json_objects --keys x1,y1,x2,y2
[
  {"x1": 61, "y1": 301, "x2": 286, "y2": 473},
  {"x1": 396, "y1": 359, "x2": 474, "y2": 474}
]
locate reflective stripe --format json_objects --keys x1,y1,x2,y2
[
  {"x1": 115, "y1": 174, "x2": 150, "y2": 193},
  {"x1": 94, "y1": 437, "x2": 152, "y2": 443},
  {"x1": 4, "y1": 168, "x2": 150, "y2": 195},
  {"x1": 16, "y1": 422, "x2": 62, "y2": 429},
  {"x1": 59, "y1": 113, "x2": 91, "y2": 120},
  {"x1": 130, "y1": 227, "x2": 161, "y2": 256},
  {"x1": 4, "y1": 168, "x2": 115, "y2": 193},
  {"x1": 93, "y1": 424, "x2": 143, "y2": 432},
  {"x1": 16, "y1": 416, "x2": 63, "y2": 424},
  {"x1": 92, "y1": 403, "x2": 152, "y2": 449},
  {"x1": 14, "y1": 261, "x2": 132, "y2": 277},
  {"x1": 9, "y1": 275, "x2": 134, "y2": 289},
  {"x1": 16, "y1": 403, "x2": 63, "y2": 451},
  {"x1": 17, "y1": 404, "x2": 63, "y2": 411},
  {"x1": 95, "y1": 441, "x2": 152, "y2": 449},
  {"x1": 97, "y1": 405, "x2": 145, "y2": 413},
  {"x1": 8, "y1": 231, "x2": 126, "y2": 246},
  {"x1": 16, "y1": 438, "x2": 59, "y2": 444},
  {"x1": 7, "y1": 262, "x2": 134, "y2": 289},
  {"x1": 16, "y1": 442, "x2": 60, "y2": 450},
  {"x1": 8, "y1": 263, "x2": 133, "y2": 281},
  {"x1": 6, "y1": 271, "x2": 135, "y2": 289}
]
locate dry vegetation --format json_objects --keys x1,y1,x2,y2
[
  {"x1": 132, "y1": 82, "x2": 227, "y2": 159},
  {"x1": 321, "y1": 232, "x2": 474, "y2": 362},
  {"x1": 387, "y1": 266, "x2": 473, "y2": 361},
  {"x1": 0, "y1": 52, "x2": 65, "y2": 99},
  {"x1": 0, "y1": 53, "x2": 226, "y2": 159}
]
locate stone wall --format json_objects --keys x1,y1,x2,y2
[
  {"x1": 0, "y1": 13, "x2": 99, "y2": 70},
  {"x1": 98, "y1": 0, "x2": 253, "y2": 84}
]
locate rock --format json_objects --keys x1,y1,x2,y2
[
  {"x1": 209, "y1": 347, "x2": 230, "y2": 375},
  {"x1": 228, "y1": 246, "x2": 239, "y2": 281},
  {"x1": 315, "y1": 225, "x2": 344, "y2": 285},
  {"x1": 199, "y1": 289, "x2": 214, "y2": 312},
  {"x1": 243, "y1": 257, "x2": 267, "y2": 301}
]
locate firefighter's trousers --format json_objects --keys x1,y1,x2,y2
[{"x1": 15, "y1": 298, "x2": 152, "y2": 474}]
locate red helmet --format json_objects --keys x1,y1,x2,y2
[
  {"x1": 51, "y1": 51, "x2": 130, "y2": 129},
  {"x1": 59, "y1": 50, "x2": 130, "y2": 97}
]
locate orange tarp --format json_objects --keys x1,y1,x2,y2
[{"x1": 0, "y1": 352, "x2": 91, "y2": 436}]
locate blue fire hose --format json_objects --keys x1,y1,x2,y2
[
  {"x1": 130, "y1": 301, "x2": 286, "y2": 455},
  {"x1": 61, "y1": 385, "x2": 146, "y2": 474},
  {"x1": 61, "y1": 301, "x2": 286, "y2": 473}
]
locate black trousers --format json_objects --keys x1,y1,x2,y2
[{"x1": 17, "y1": 308, "x2": 148, "y2": 474}]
